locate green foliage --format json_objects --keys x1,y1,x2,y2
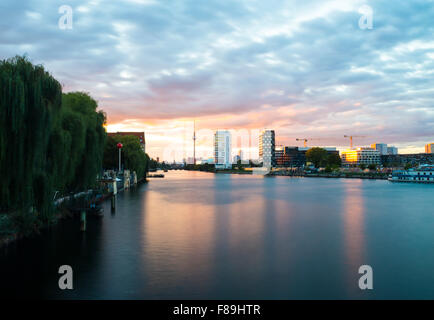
[
  {"x1": 55, "y1": 92, "x2": 107, "y2": 192},
  {"x1": 306, "y1": 147, "x2": 329, "y2": 168},
  {"x1": 148, "y1": 158, "x2": 158, "y2": 170},
  {"x1": 359, "y1": 164, "x2": 367, "y2": 170},
  {"x1": 306, "y1": 148, "x2": 342, "y2": 168},
  {"x1": 103, "y1": 135, "x2": 148, "y2": 179},
  {"x1": 0, "y1": 214, "x2": 16, "y2": 236},
  {"x1": 327, "y1": 153, "x2": 342, "y2": 168},
  {"x1": 368, "y1": 164, "x2": 377, "y2": 171},
  {"x1": 0, "y1": 56, "x2": 106, "y2": 234},
  {"x1": 185, "y1": 163, "x2": 215, "y2": 172},
  {"x1": 0, "y1": 56, "x2": 62, "y2": 220}
]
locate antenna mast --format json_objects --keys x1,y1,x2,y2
[{"x1": 193, "y1": 120, "x2": 196, "y2": 165}]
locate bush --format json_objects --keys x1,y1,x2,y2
[{"x1": 0, "y1": 214, "x2": 16, "y2": 236}]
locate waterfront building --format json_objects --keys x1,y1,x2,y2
[
  {"x1": 387, "y1": 146, "x2": 398, "y2": 155},
  {"x1": 108, "y1": 132, "x2": 146, "y2": 153},
  {"x1": 381, "y1": 153, "x2": 434, "y2": 167},
  {"x1": 341, "y1": 147, "x2": 381, "y2": 166},
  {"x1": 371, "y1": 143, "x2": 388, "y2": 155},
  {"x1": 214, "y1": 130, "x2": 232, "y2": 169},
  {"x1": 275, "y1": 146, "x2": 339, "y2": 168},
  {"x1": 259, "y1": 130, "x2": 276, "y2": 168},
  {"x1": 426, "y1": 143, "x2": 434, "y2": 154},
  {"x1": 275, "y1": 146, "x2": 306, "y2": 168},
  {"x1": 233, "y1": 154, "x2": 241, "y2": 164}
]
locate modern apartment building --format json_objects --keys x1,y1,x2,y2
[
  {"x1": 259, "y1": 130, "x2": 275, "y2": 168},
  {"x1": 341, "y1": 147, "x2": 381, "y2": 166},
  {"x1": 275, "y1": 146, "x2": 306, "y2": 168},
  {"x1": 371, "y1": 143, "x2": 388, "y2": 155},
  {"x1": 214, "y1": 130, "x2": 232, "y2": 169},
  {"x1": 426, "y1": 143, "x2": 434, "y2": 154},
  {"x1": 387, "y1": 146, "x2": 398, "y2": 155}
]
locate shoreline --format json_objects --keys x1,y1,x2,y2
[
  {"x1": 185, "y1": 169, "x2": 389, "y2": 180},
  {"x1": 0, "y1": 178, "x2": 148, "y2": 249}
]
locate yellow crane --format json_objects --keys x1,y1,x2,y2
[
  {"x1": 344, "y1": 135, "x2": 366, "y2": 149},
  {"x1": 296, "y1": 138, "x2": 321, "y2": 148}
]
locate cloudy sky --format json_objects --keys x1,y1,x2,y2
[{"x1": 1, "y1": 0, "x2": 433, "y2": 160}]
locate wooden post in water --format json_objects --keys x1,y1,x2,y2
[
  {"x1": 111, "y1": 195, "x2": 116, "y2": 212},
  {"x1": 80, "y1": 211, "x2": 87, "y2": 232}
]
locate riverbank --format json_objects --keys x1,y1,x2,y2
[
  {"x1": 186, "y1": 168, "x2": 389, "y2": 179},
  {"x1": 268, "y1": 171, "x2": 388, "y2": 180},
  {"x1": 0, "y1": 177, "x2": 148, "y2": 249},
  {"x1": 184, "y1": 168, "x2": 253, "y2": 174},
  {"x1": 215, "y1": 169, "x2": 252, "y2": 175},
  {"x1": 0, "y1": 206, "x2": 73, "y2": 249}
]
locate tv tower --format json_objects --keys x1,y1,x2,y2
[{"x1": 193, "y1": 120, "x2": 196, "y2": 165}]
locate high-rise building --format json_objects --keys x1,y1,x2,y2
[
  {"x1": 387, "y1": 146, "x2": 398, "y2": 155},
  {"x1": 259, "y1": 130, "x2": 275, "y2": 168},
  {"x1": 425, "y1": 143, "x2": 434, "y2": 154},
  {"x1": 341, "y1": 147, "x2": 381, "y2": 166},
  {"x1": 371, "y1": 143, "x2": 388, "y2": 155},
  {"x1": 214, "y1": 130, "x2": 232, "y2": 169}
]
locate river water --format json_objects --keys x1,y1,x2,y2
[{"x1": 1, "y1": 170, "x2": 433, "y2": 299}]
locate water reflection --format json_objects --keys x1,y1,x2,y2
[
  {"x1": 342, "y1": 179, "x2": 366, "y2": 293},
  {"x1": 1, "y1": 171, "x2": 434, "y2": 299},
  {"x1": 142, "y1": 175, "x2": 217, "y2": 298}
]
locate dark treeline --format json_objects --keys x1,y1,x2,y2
[{"x1": 0, "y1": 56, "x2": 106, "y2": 235}]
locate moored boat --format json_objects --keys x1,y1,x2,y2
[{"x1": 388, "y1": 164, "x2": 434, "y2": 183}]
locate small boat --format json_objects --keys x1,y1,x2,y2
[{"x1": 148, "y1": 174, "x2": 165, "y2": 178}]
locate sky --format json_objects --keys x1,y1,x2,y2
[{"x1": 1, "y1": 0, "x2": 433, "y2": 160}]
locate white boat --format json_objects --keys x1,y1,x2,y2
[{"x1": 388, "y1": 164, "x2": 434, "y2": 183}]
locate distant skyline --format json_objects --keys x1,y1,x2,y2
[{"x1": 1, "y1": 0, "x2": 433, "y2": 160}]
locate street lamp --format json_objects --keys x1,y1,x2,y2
[{"x1": 117, "y1": 143, "x2": 123, "y2": 172}]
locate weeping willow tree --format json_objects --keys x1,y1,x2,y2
[
  {"x1": 0, "y1": 56, "x2": 106, "y2": 235},
  {"x1": 49, "y1": 92, "x2": 106, "y2": 194}
]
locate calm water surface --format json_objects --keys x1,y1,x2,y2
[{"x1": 1, "y1": 171, "x2": 434, "y2": 299}]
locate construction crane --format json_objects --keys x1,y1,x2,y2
[
  {"x1": 296, "y1": 138, "x2": 321, "y2": 148},
  {"x1": 344, "y1": 135, "x2": 366, "y2": 149}
]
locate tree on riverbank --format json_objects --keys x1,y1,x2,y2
[
  {"x1": 306, "y1": 147, "x2": 342, "y2": 169},
  {"x1": 306, "y1": 148, "x2": 328, "y2": 168},
  {"x1": 0, "y1": 56, "x2": 106, "y2": 235},
  {"x1": 103, "y1": 134, "x2": 149, "y2": 179}
]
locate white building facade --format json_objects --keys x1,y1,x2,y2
[
  {"x1": 214, "y1": 130, "x2": 232, "y2": 169},
  {"x1": 341, "y1": 147, "x2": 381, "y2": 166}
]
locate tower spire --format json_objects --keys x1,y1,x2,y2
[{"x1": 193, "y1": 120, "x2": 196, "y2": 165}]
